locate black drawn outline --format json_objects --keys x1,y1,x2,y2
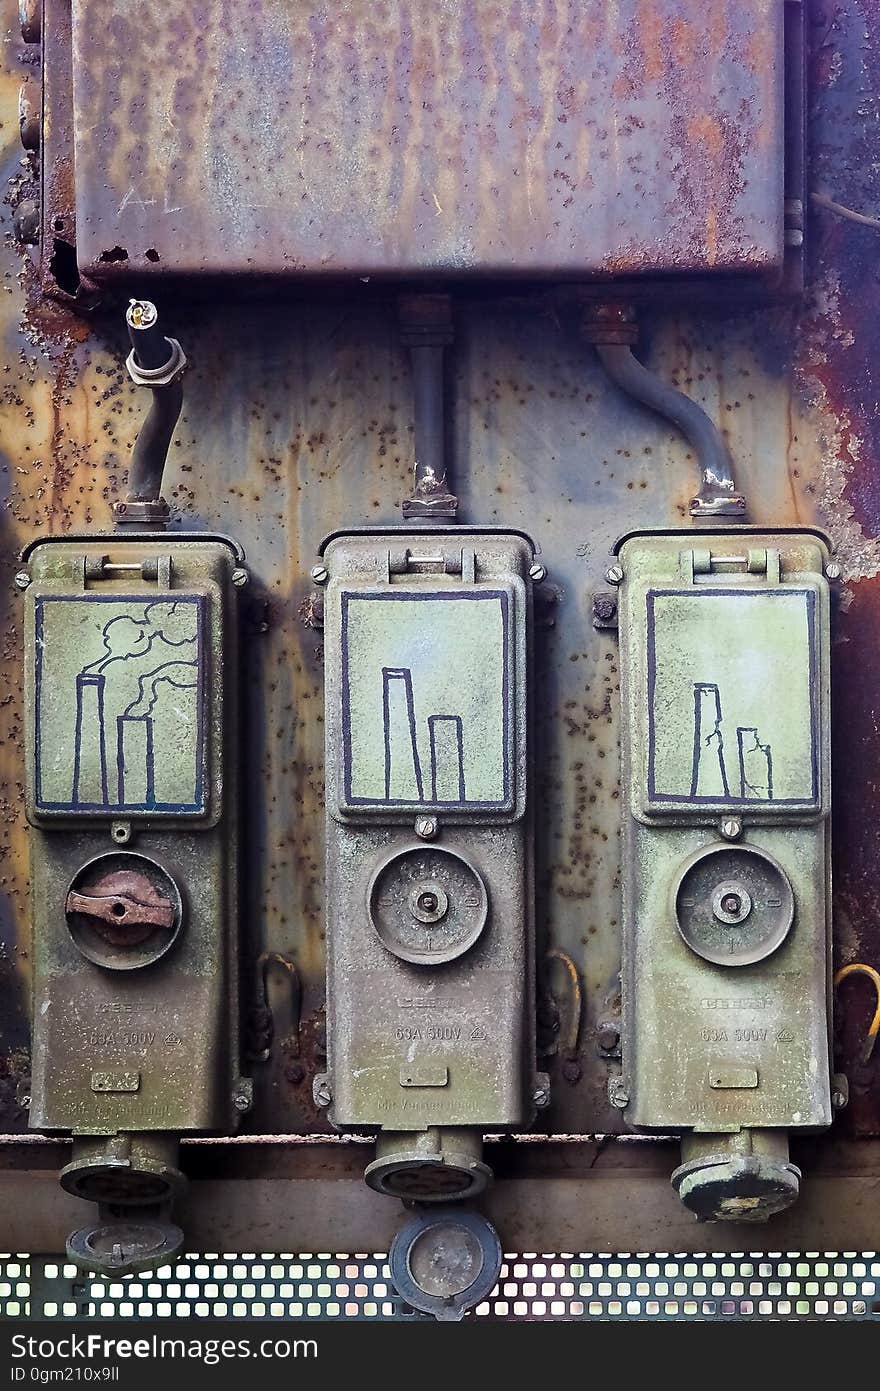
[
  {"x1": 341, "y1": 590, "x2": 512, "y2": 811},
  {"x1": 428, "y1": 714, "x2": 466, "y2": 803},
  {"x1": 737, "y1": 726, "x2": 774, "y2": 800},
  {"x1": 646, "y1": 588, "x2": 819, "y2": 806},
  {"x1": 690, "y1": 683, "x2": 731, "y2": 798},
  {"x1": 382, "y1": 667, "x2": 424, "y2": 801},
  {"x1": 34, "y1": 594, "x2": 206, "y2": 814}
]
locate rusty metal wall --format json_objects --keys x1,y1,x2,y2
[{"x1": 2, "y1": 0, "x2": 880, "y2": 1249}]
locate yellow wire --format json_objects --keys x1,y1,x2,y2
[
  {"x1": 835, "y1": 963, "x2": 880, "y2": 1062},
  {"x1": 545, "y1": 949, "x2": 583, "y2": 1058}
]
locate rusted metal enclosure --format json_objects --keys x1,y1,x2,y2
[
  {"x1": 2, "y1": 0, "x2": 880, "y2": 1268},
  {"x1": 61, "y1": 0, "x2": 791, "y2": 286}
]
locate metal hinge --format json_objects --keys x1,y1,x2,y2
[{"x1": 682, "y1": 548, "x2": 780, "y2": 584}]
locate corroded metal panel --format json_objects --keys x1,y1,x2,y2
[{"x1": 67, "y1": 0, "x2": 786, "y2": 283}]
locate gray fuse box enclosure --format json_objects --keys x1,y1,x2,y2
[
  {"x1": 321, "y1": 529, "x2": 536, "y2": 1143},
  {"x1": 616, "y1": 530, "x2": 833, "y2": 1155}
]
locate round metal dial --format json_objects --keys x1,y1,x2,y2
[
  {"x1": 65, "y1": 851, "x2": 182, "y2": 971},
  {"x1": 67, "y1": 1220, "x2": 184, "y2": 1276},
  {"x1": 367, "y1": 844, "x2": 488, "y2": 965},
  {"x1": 390, "y1": 1210, "x2": 502, "y2": 1320},
  {"x1": 673, "y1": 842, "x2": 794, "y2": 967}
]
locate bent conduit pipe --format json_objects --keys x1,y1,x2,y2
[
  {"x1": 585, "y1": 306, "x2": 747, "y2": 519},
  {"x1": 114, "y1": 299, "x2": 187, "y2": 526}
]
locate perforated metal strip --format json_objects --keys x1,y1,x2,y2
[
  {"x1": 9, "y1": 1252, "x2": 880, "y2": 1320},
  {"x1": 0, "y1": 1258, "x2": 29, "y2": 1317}
]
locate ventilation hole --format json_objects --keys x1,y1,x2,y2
[
  {"x1": 48, "y1": 238, "x2": 81, "y2": 296},
  {"x1": 145, "y1": 248, "x2": 160, "y2": 263},
  {"x1": 98, "y1": 246, "x2": 129, "y2": 263}
]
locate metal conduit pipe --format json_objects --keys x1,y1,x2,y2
[
  {"x1": 114, "y1": 298, "x2": 187, "y2": 527},
  {"x1": 399, "y1": 293, "x2": 458, "y2": 521},
  {"x1": 583, "y1": 304, "x2": 747, "y2": 519}
]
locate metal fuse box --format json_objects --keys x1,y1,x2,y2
[
  {"x1": 23, "y1": 533, "x2": 245, "y2": 1264},
  {"x1": 321, "y1": 528, "x2": 535, "y2": 1199},
  {"x1": 616, "y1": 530, "x2": 832, "y2": 1219},
  {"x1": 59, "y1": 0, "x2": 792, "y2": 287}
]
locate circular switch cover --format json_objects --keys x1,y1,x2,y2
[
  {"x1": 67, "y1": 1219, "x2": 184, "y2": 1276},
  {"x1": 390, "y1": 1210, "x2": 502, "y2": 1320},
  {"x1": 367, "y1": 844, "x2": 488, "y2": 965},
  {"x1": 673, "y1": 842, "x2": 794, "y2": 967},
  {"x1": 65, "y1": 850, "x2": 183, "y2": 970}
]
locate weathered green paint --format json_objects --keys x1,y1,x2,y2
[
  {"x1": 322, "y1": 530, "x2": 535, "y2": 1195},
  {"x1": 616, "y1": 529, "x2": 832, "y2": 1216},
  {"x1": 24, "y1": 535, "x2": 244, "y2": 1140}
]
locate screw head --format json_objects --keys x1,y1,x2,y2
[
  {"x1": 532, "y1": 1075, "x2": 551, "y2": 1109},
  {"x1": 313, "y1": 1076, "x2": 332, "y2": 1108},
  {"x1": 529, "y1": 562, "x2": 547, "y2": 583},
  {"x1": 311, "y1": 563, "x2": 329, "y2": 585},
  {"x1": 825, "y1": 561, "x2": 842, "y2": 581},
  {"x1": 13, "y1": 571, "x2": 30, "y2": 591},
  {"x1": 232, "y1": 1080, "x2": 253, "y2": 1114},
  {"x1": 231, "y1": 566, "x2": 249, "y2": 588},
  {"x1": 604, "y1": 563, "x2": 624, "y2": 586},
  {"x1": 597, "y1": 1023, "x2": 620, "y2": 1052},
  {"x1": 608, "y1": 1077, "x2": 629, "y2": 1110},
  {"x1": 720, "y1": 817, "x2": 742, "y2": 841},
  {"x1": 415, "y1": 815, "x2": 438, "y2": 840}
]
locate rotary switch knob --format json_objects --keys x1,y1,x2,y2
[
  {"x1": 367, "y1": 843, "x2": 488, "y2": 965},
  {"x1": 65, "y1": 852, "x2": 182, "y2": 970},
  {"x1": 673, "y1": 842, "x2": 794, "y2": 967}
]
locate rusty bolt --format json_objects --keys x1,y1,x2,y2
[
  {"x1": 310, "y1": 563, "x2": 329, "y2": 585},
  {"x1": 597, "y1": 1022, "x2": 620, "y2": 1052},
  {"x1": 561, "y1": 1058, "x2": 583, "y2": 1084},
  {"x1": 231, "y1": 567, "x2": 249, "y2": 588},
  {"x1": 13, "y1": 571, "x2": 30, "y2": 591},
  {"x1": 285, "y1": 1062, "x2": 306, "y2": 1086},
  {"x1": 313, "y1": 1076, "x2": 332, "y2": 1108},
  {"x1": 13, "y1": 198, "x2": 39, "y2": 245},
  {"x1": 18, "y1": 80, "x2": 40, "y2": 152},
  {"x1": 825, "y1": 561, "x2": 842, "y2": 581},
  {"x1": 720, "y1": 817, "x2": 742, "y2": 841},
  {"x1": 529, "y1": 562, "x2": 547, "y2": 583},
  {"x1": 604, "y1": 563, "x2": 624, "y2": 586},
  {"x1": 592, "y1": 591, "x2": 618, "y2": 625},
  {"x1": 415, "y1": 815, "x2": 438, "y2": 841}
]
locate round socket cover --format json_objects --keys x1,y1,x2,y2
[
  {"x1": 67, "y1": 1219, "x2": 184, "y2": 1276},
  {"x1": 60, "y1": 1150, "x2": 185, "y2": 1207},
  {"x1": 65, "y1": 851, "x2": 182, "y2": 971},
  {"x1": 365, "y1": 1150, "x2": 492, "y2": 1203},
  {"x1": 672, "y1": 1152, "x2": 801, "y2": 1223},
  {"x1": 389, "y1": 1210, "x2": 502, "y2": 1320},
  {"x1": 673, "y1": 843, "x2": 794, "y2": 967},
  {"x1": 367, "y1": 843, "x2": 488, "y2": 965}
]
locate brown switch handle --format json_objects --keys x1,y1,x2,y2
[{"x1": 65, "y1": 890, "x2": 176, "y2": 932}]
